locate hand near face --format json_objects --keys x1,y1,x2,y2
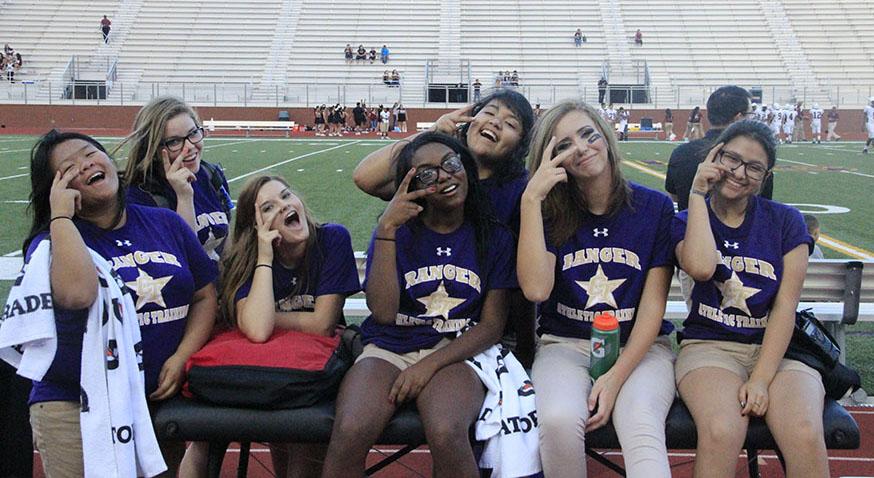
[
  {"x1": 523, "y1": 136, "x2": 572, "y2": 202},
  {"x1": 50, "y1": 167, "x2": 82, "y2": 218},
  {"x1": 691, "y1": 142, "x2": 730, "y2": 195},
  {"x1": 377, "y1": 168, "x2": 435, "y2": 233},
  {"x1": 162, "y1": 147, "x2": 196, "y2": 198}
]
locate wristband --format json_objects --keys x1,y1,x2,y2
[
  {"x1": 254, "y1": 264, "x2": 273, "y2": 270},
  {"x1": 375, "y1": 237, "x2": 396, "y2": 242},
  {"x1": 690, "y1": 189, "x2": 708, "y2": 198},
  {"x1": 50, "y1": 216, "x2": 73, "y2": 224}
]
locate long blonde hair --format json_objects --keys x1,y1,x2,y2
[
  {"x1": 218, "y1": 175, "x2": 322, "y2": 328},
  {"x1": 116, "y1": 96, "x2": 201, "y2": 190},
  {"x1": 527, "y1": 99, "x2": 632, "y2": 247}
]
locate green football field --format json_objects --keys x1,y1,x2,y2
[{"x1": 1, "y1": 135, "x2": 873, "y2": 388}]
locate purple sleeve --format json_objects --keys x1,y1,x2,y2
[
  {"x1": 125, "y1": 185, "x2": 160, "y2": 207},
  {"x1": 361, "y1": 232, "x2": 377, "y2": 291},
  {"x1": 485, "y1": 227, "x2": 518, "y2": 290},
  {"x1": 649, "y1": 194, "x2": 676, "y2": 269},
  {"x1": 782, "y1": 206, "x2": 814, "y2": 256},
  {"x1": 315, "y1": 225, "x2": 361, "y2": 297},
  {"x1": 670, "y1": 211, "x2": 690, "y2": 263},
  {"x1": 235, "y1": 278, "x2": 254, "y2": 303},
  {"x1": 169, "y1": 212, "x2": 218, "y2": 289},
  {"x1": 24, "y1": 232, "x2": 50, "y2": 262}
]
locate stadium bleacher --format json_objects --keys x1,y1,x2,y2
[{"x1": 0, "y1": 0, "x2": 872, "y2": 107}]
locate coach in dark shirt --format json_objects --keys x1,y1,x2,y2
[{"x1": 665, "y1": 85, "x2": 773, "y2": 210}]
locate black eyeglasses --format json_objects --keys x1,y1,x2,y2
[
  {"x1": 162, "y1": 127, "x2": 204, "y2": 152},
  {"x1": 414, "y1": 154, "x2": 464, "y2": 187},
  {"x1": 717, "y1": 150, "x2": 769, "y2": 181}
]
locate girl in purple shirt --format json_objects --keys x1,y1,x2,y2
[
  {"x1": 672, "y1": 120, "x2": 826, "y2": 476},
  {"x1": 23, "y1": 131, "x2": 217, "y2": 477},
  {"x1": 519, "y1": 100, "x2": 675, "y2": 477},
  {"x1": 324, "y1": 133, "x2": 517, "y2": 477}
]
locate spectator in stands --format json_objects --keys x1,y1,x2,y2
[
  {"x1": 396, "y1": 103, "x2": 408, "y2": 133},
  {"x1": 356, "y1": 44, "x2": 367, "y2": 62},
  {"x1": 369, "y1": 48, "x2": 377, "y2": 64},
  {"x1": 5, "y1": 58, "x2": 14, "y2": 83},
  {"x1": 827, "y1": 106, "x2": 840, "y2": 141},
  {"x1": 804, "y1": 214, "x2": 825, "y2": 259},
  {"x1": 534, "y1": 104, "x2": 542, "y2": 118},
  {"x1": 391, "y1": 69, "x2": 401, "y2": 86},
  {"x1": 344, "y1": 44, "x2": 353, "y2": 63},
  {"x1": 100, "y1": 15, "x2": 111, "y2": 44},
  {"x1": 598, "y1": 77, "x2": 608, "y2": 104},
  {"x1": 380, "y1": 44, "x2": 390, "y2": 64},
  {"x1": 519, "y1": 99, "x2": 676, "y2": 478},
  {"x1": 574, "y1": 28, "x2": 583, "y2": 46},
  {"x1": 664, "y1": 108, "x2": 674, "y2": 141},
  {"x1": 472, "y1": 78, "x2": 482, "y2": 102},
  {"x1": 382, "y1": 70, "x2": 390, "y2": 85},
  {"x1": 666, "y1": 86, "x2": 769, "y2": 212},
  {"x1": 14, "y1": 52, "x2": 22, "y2": 70},
  {"x1": 634, "y1": 29, "x2": 643, "y2": 45},
  {"x1": 3, "y1": 43, "x2": 12, "y2": 55},
  {"x1": 511, "y1": 70, "x2": 520, "y2": 87},
  {"x1": 673, "y1": 120, "x2": 828, "y2": 477}
]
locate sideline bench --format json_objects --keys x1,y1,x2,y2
[
  {"x1": 155, "y1": 258, "x2": 870, "y2": 476},
  {"x1": 204, "y1": 119, "x2": 297, "y2": 137}
]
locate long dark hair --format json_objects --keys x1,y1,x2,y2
[
  {"x1": 459, "y1": 88, "x2": 535, "y2": 183},
  {"x1": 393, "y1": 132, "x2": 496, "y2": 267},
  {"x1": 24, "y1": 130, "x2": 125, "y2": 255},
  {"x1": 218, "y1": 175, "x2": 322, "y2": 329}
]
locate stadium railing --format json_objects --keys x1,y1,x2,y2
[{"x1": 154, "y1": 258, "x2": 869, "y2": 477}]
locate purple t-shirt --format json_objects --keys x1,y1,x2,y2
[
  {"x1": 360, "y1": 220, "x2": 518, "y2": 353},
  {"x1": 127, "y1": 162, "x2": 231, "y2": 264},
  {"x1": 480, "y1": 170, "x2": 528, "y2": 234},
  {"x1": 537, "y1": 183, "x2": 675, "y2": 344},
  {"x1": 235, "y1": 224, "x2": 361, "y2": 310},
  {"x1": 28, "y1": 204, "x2": 217, "y2": 404},
  {"x1": 671, "y1": 196, "x2": 812, "y2": 344}
]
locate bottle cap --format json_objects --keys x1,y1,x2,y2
[{"x1": 593, "y1": 312, "x2": 619, "y2": 331}]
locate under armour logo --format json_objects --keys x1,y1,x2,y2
[
  {"x1": 436, "y1": 247, "x2": 452, "y2": 257},
  {"x1": 724, "y1": 241, "x2": 740, "y2": 250},
  {"x1": 593, "y1": 228, "x2": 609, "y2": 237},
  {"x1": 115, "y1": 239, "x2": 132, "y2": 247}
]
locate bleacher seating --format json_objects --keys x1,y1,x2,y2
[{"x1": 0, "y1": 0, "x2": 873, "y2": 107}]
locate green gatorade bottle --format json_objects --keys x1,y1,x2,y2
[{"x1": 590, "y1": 312, "x2": 619, "y2": 380}]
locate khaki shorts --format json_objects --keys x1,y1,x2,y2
[
  {"x1": 675, "y1": 339, "x2": 822, "y2": 387},
  {"x1": 30, "y1": 401, "x2": 84, "y2": 478},
  {"x1": 356, "y1": 338, "x2": 451, "y2": 371}
]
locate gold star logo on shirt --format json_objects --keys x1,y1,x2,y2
[
  {"x1": 575, "y1": 264, "x2": 626, "y2": 309},
  {"x1": 124, "y1": 268, "x2": 172, "y2": 310},
  {"x1": 715, "y1": 271, "x2": 761, "y2": 316},
  {"x1": 417, "y1": 281, "x2": 466, "y2": 320}
]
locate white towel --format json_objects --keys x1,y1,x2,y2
[
  {"x1": 466, "y1": 344, "x2": 541, "y2": 478},
  {"x1": 0, "y1": 240, "x2": 166, "y2": 477},
  {"x1": 0, "y1": 240, "x2": 58, "y2": 379}
]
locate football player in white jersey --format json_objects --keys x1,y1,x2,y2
[
  {"x1": 863, "y1": 97, "x2": 874, "y2": 153},
  {"x1": 783, "y1": 105, "x2": 796, "y2": 144},
  {"x1": 810, "y1": 103, "x2": 824, "y2": 144},
  {"x1": 769, "y1": 103, "x2": 783, "y2": 140},
  {"x1": 758, "y1": 105, "x2": 769, "y2": 124}
]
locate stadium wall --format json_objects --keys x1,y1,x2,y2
[{"x1": 0, "y1": 106, "x2": 868, "y2": 140}]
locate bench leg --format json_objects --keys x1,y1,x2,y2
[
  {"x1": 584, "y1": 447, "x2": 627, "y2": 476},
  {"x1": 365, "y1": 443, "x2": 421, "y2": 476},
  {"x1": 746, "y1": 448, "x2": 760, "y2": 478},
  {"x1": 237, "y1": 442, "x2": 251, "y2": 478},
  {"x1": 207, "y1": 441, "x2": 230, "y2": 478}
]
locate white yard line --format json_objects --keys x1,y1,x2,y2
[
  {"x1": 228, "y1": 142, "x2": 359, "y2": 183},
  {"x1": 0, "y1": 172, "x2": 28, "y2": 181}
]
